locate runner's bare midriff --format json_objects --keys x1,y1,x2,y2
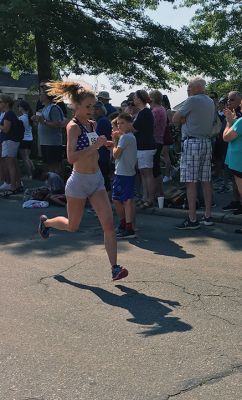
[{"x1": 73, "y1": 152, "x2": 100, "y2": 174}]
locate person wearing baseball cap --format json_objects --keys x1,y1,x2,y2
[{"x1": 97, "y1": 91, "x2": 117, "y2": 116}]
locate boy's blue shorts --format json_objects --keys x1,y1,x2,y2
[{"x1": 112, "y1": 175, "x2": 135, "y2": 202}]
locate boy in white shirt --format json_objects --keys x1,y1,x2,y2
[{"x1": 112, "y1": 113, "x2": 137, "y2": 239}]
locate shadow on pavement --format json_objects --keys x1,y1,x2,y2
[
  {"x1": 130, "y1": 236, "x2": 195, "y2": 259},
  {"x1": 54, "y1": 275, "x2": 193, "y2": 337}
]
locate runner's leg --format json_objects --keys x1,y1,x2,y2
[
  {"x1": 89, "y1": 190, "x2": 117, "y2": 266},
  {"x1": 44, "y1": 197, "x2": 86, "y2": 232}
]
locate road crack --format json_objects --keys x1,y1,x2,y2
[
  {"x1": 38, "y1": 259, "x2": 88, "y2": 290},
  {"x1": 163, "y1": 364, "x2": 242, "y2": 399}
]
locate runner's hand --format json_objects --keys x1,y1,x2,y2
[{"x1": 94, "y1": 135, "x2": 107, "y2": 149}]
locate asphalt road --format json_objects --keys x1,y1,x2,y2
[{"x1": 0, "y1": 198, "x2": 241, "y2": 400}]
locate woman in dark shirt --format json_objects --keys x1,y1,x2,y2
[
  {"x1": 133, "y1": 90, "x2": 156, "y2": 207},
  {"x1": 0, "y1": 95, "x2": 22, "y2": 193}
]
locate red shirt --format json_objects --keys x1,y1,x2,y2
[{"x1": 152, "y1": 106, "x2": 167, "y2": 145}]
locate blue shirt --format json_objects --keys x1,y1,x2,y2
[
  {"x1": 104, "y1": 103, "x2": 117, "y2": 117},
  {"x1": 226, "y1": 118, "x2": 242, "y2": 172}
]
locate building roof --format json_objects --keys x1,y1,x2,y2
[{"x1": 0, "y1": 71, "x2": 38, "y2": 89}]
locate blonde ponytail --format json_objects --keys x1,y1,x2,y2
[{"x1": 46, "y1": 81, "x2": 95, "y2": 103}]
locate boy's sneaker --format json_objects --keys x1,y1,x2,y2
[
  {"x1": 222, "y1": 201, "x2": 240, "y2": 212},
  {"x1": 38, "y1": 215, "x2": 50, "y2": 239},
  {"x1": 112, "y1": 265, "x2": 129, "y2": 281},
  {"x1": 199, "y1": 216, "x2": 214, "y2": 226},
  {"x1": 117, "y1": 229, "x2": 136, "y2": 239},
  {"x1": 176, "y1": 218, "x2": 200, "y2": 230},
  {"x1": 115, "y1": 225, "x2": 125, "y2": 235}
]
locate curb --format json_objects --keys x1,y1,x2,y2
[
  {"x1": 2, "y1": 193, "x2": 242, "y2": 227},
  {"x1": 137, "y1": 206, "x2": 242, "y2": 226}
]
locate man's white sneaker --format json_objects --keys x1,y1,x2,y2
[{"x1": 199, "y1": 216, "x2": 214, "y2": 226}]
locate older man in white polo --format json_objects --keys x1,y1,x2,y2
[
  {"x1": 173, "y1": 77, "x2": 215, "y2": 229},
  {"x1": 97, "y1": 91, "x2": 117, "y2": 117}
]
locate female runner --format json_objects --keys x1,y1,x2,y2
[{"x1": 38, "y1": 81, "x2": 128, "y2": 281}]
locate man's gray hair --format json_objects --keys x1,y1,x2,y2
[
  {"x1": 228, "y1": 91, "x2": 242, "y2": 100},
  {"x1": 189, "y1": 77, "x2": 206, "y2": 88}
]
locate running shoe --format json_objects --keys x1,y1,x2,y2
[
  {"x1": 176, "y1": 218, "x2": 200, "y2": 230},
  {"x1": 222, "y1": 201, "x2": 241, "y2": 212},
  {"x1": 117, "y1": 229, "x2": 136, "y2": 239},
  {"x1": 38, "y1": 215, "x2": 50, "y2": 239},
  {"x1": 199, "y1": 216, "x2": 214, "y2": 226},
  {"x1": 112, "y1": 265, "x2": 129, "y2": 281}
]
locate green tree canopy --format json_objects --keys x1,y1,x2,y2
[
  {"x1": 182, "y1": 0, "x2": 242, "y2": 94},
  {"x1": 0, "y1": 0, "x2": 230, "y2": 88}
]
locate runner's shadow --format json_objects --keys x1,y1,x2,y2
[{"x1": 54, "y1": 275, "x2": 192, "y2": 337}]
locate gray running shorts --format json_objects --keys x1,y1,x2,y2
[{"x1": 65, "y1": 169, "x2": 105, "y2": 199}]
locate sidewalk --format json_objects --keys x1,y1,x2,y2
[
  {"x1": 1, "y1": 179, "x2": 242, "y2": 226},
  {"x1": 137, "y1": 182, "x2": 242, "y2": 226}
]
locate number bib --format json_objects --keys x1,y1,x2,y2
[{"x1": 86, "y1": 131, "x2": 99, "y2": 146}]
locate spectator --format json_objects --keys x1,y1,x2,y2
[
  {"x1": 0, "y1": 94, "x2": 22, "y2": 193},
  {"x1": 223, "y1": 105, "x2": 242, "y2": 233},
  {"x1": 126, "y1": 92, "x2": 139, "y2": 119},
  {"x1": 209, "y1": 91, "x2": 219, "y2": 107},
  {"x1": 40, "y1": 172, "x2": 65, "y2": 194},
  {"x1": 97, "y1": 91, "x2": 117, "y2": 116},
  {"x1": 112, "y1": 113, "x2": 137, "y2": 239},
  {"x1": 149, "y1": 89, "x2": 167, "y2": 198},
  {"x1": 32, "y1": 87, "x2": 65, "y2": 174},
  {"x1": 213, "y1": 96, "x2": 228, "y2": 181},
  {"x1": 173, "y1": 77, "x2": 215, "y2": 229},
  {"x1": 120, "y1": 100, "x2": 128, "y2": 112},
  {"x1": 0, "y1": 107, "x2": 7, "y2": 185},
  {"x1": 222, "y1": 91, "x2": 242, "y2": 214},
  {"x1": 133, "y1": 89, "x2": 156, "y2": 208},
  {"x1": 18, "y1": 100, "x2": 35, "y2": 180},
  {"x1": 161, "y1": 95, "x2": 173, "y2": 183},
  {"x1": 36, "y1": 81, "x2": 68, "y2": 118},
  {"x1": 94, "y1": 101, "x2": 112, "y2": 194}
]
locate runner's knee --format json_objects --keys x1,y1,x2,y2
[{"x1": 102, "y1": 219, "x2": 114, "y2": 233}]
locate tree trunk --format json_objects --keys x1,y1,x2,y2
[{"x1": 35, "y1": 32, "x2": 52, "y2": 83}]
